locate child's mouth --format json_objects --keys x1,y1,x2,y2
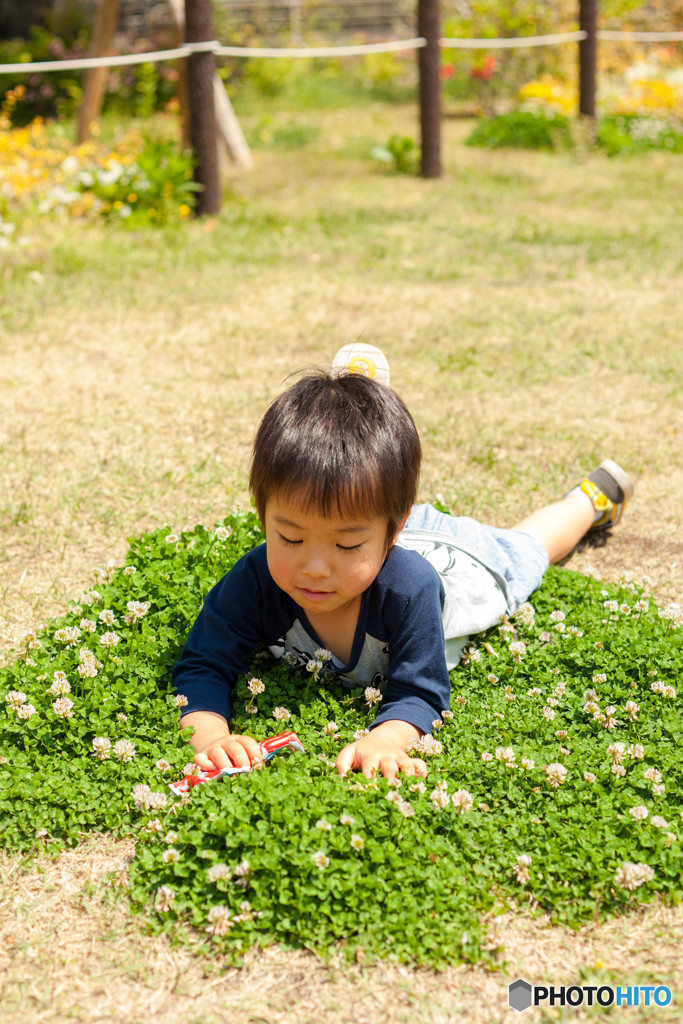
[{"x1": 298, "y1": 588, "x2": 333, "y2": 602}]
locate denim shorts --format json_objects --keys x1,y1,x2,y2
[{"x1": 403, "y1": 503, "x2": 549, "y2": 612}]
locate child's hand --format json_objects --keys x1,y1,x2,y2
[
  {"x1": 181, "y1": 711, "x2": 263, "y2": 772},
  {"x1": 194, "y1": 732, "x2": 263, "y2": 772},
  {"x1": 335, "y1": 721, "x2": 428, "y2": 780}
]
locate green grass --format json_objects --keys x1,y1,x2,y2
[{"x1": 1, "y1": 510, "x2": 681, "y2": 968}]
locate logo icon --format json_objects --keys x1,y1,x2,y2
[{"x1": 508, "y1": 978, "x2": 533, "y2": 1012}]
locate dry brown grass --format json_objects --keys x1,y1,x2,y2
[{"x1": 1, "y1": 105, "x2": 682, "y2": 1019}]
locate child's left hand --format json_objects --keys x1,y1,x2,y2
[{"x1": 335, "y1": 720, "x2": 428, "y2": 780}]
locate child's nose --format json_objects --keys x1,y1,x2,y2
[{"x1": 303, "y1": 549, "x2": 331, "y2": 578}]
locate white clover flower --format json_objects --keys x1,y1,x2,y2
[
  {"x1": 173, "y1": 694, "x2": 189, "y2": 709},
  {"x1": 117, "y1": 713, "x2": 128, "y2": 723},
  {"x1": 546, "y1": 697, "x2": 559, "y2": 707},
  {"x1": 247, "y1": 677, "x2": 265, "y2": 695},
  {"x1": 625, "y1": 700, "x2": 640, "y2": 721},
  {"x1": 409, "y1": 781, "x2": 427, "y2": 794},
  {"x1": 629, "y1": 806, "x2": 649, "y2": 821},
  {"x1": 662, "y1": 686, "x2": 676, "y2": 698},
  {"x1": 567, "y1": 626, "x2": 583, "y2": 637},
  {"x1": 512, "y1": 854, "x2": 532, "y2": 883},
  {"x1": 583, "y1": 772, "x2": 596, "y2": 783},
  {"x1": 27, "y1": 639, "x2": 42, "y2": 651},
  {"x1": 607, "y1": 741, "x2": 627, "y2": 763},
  {"x1": 79, "y1": 618, "x2": 96, "y2": 633},
  {"x1": 541, "y1": 706, "x2": 555, "y2": 721},
  {"x1": 554, "y1": 622, "x2": 566, "y2": 633},
  {"x1": 99, "y1": 631, "x2": 120, "y2": 648},
  {"x1": 487, "y1": 674, "x2": 499, "y2": 684},
  {"x1": 515, "y1": 602, "x2": 535, "y2": 626},
  {"x1": 92, "y1": 736, "x2": 111, "y2": 760},
  {"x1": 147, "y1": 818, "x2": 164, "y2": 833},
  {"x1": 495, "y1": 746, "x2": 516, "y2": 764},
  {"x1": 132, "y1": 784, "x2": 152, "y2": 809},
  {"x1": 165, "y1": 533, "x2": 180, "y2": 544},
  {"x1": 441, "y1": 710, "x2": 454, "y2": 720},
  {"x1": 148, "y1": 792, "x2": 167, "y2": 810},
  {"x1": 592, "y1": 673, "x2": 607, "y2": 685},
  {"x1": 77, "y1": 661, "x2": 99, "y2": 679},
  {"x1": 364, "y1": 687, "x2": 382, "y2": 706},
  {"x1": 207, "y1": 863, "x2": 233, "y2": 883},
  {"x1": 508, "y1": 641, "x2": 526, "y2": 660},
  {"x1": 306, "y1": 658, "x2": 323, "y2": 676},
  {"x1": 52, "y1": 697, "x2": 74, "y2": 719},
  {"x1": 155, "y1": 885, "x2": 175, "y2": 912},
  {"x1": 527, "y1": 687, "x2": 542, "y2": 697},
  {"x1": 339, "y1": 814, "x2": 354, "y2": 826},
  {"x1": 544, "y1": 763, "x2": 568, "y2": 788},
  {"x1": 611, "y1": 764, "x2": 626, "y2": 777},
  {"x1": 312, "y1": 851, "x2": 330, "y2": 869},
  {"x1": 156, "y1": 759, "x2": 171, "y2": 771},
  {"x1": 652, "y1": 783, "x2": 666, "y2": 797},
  {"x1": 353, "y1": 728, "x2": 369, "y2": 740},
  {"x1": 314, "y1": 648, "x2": 332, "y2": 662},
  {"x1": 665, "y1": 833, "x2": 677, "y2": 847},
  {"x1": 234, "y1": 860, "x2": 251, "y2": 880},
  {"x1": 385, "y1": 791, "x2": 402, "y2": 805},
  {"x1": 432, "y1": 717, "x2": 444, "y2": 728},
  {"x1": 54, "y1": 626, "x2": 81, "y2": 645},
  {"x1": 521, "y1": 757, "x2": 535, "y2": 770},
  {"x1": 113, "y1": 739, "x2": 136, "y2": 762},
  {"x1": 406, "y1": 735, "x2": 442, "y2": 757},
  {"x1": 651, "y1": 815, "x2": 669, "y2": 830},
  {"x1": 553, "y1": 681, "x2": 566, "y2": 697},
  {"x1": 452, "y1": 789, "x2": 474, "y2": 813},
  {"x1": 602, "y1": 707, "x2": 618, "y2": 730},
  {"x1": 123, "y1": 601, "x2": 151, "y2": 625},
  {"x1": 643, "y1": 767, "x2": 662, "y2": 783},
  {"x1": 272, "y1": 706, "x2": 291, "y2": 722},
  {"x1": 350, "y1": 834, "x2": 364, "y2": 851},
  {"x1": 324, "y1": 721, "x2": 339, "y2": 735},
  {"x1": 206, "y1": 906, "x2": 233, "y2": 935},
  {"x1": 628, "y1": 744, "x2": 645, "y2": 759},
  {"x1": 162, "y1": 848, "x2": 180, "y2": 863},
  {"x1": 17, "y1": 703, "x2": 37, "y2": 719},
  {"x1": 430, "y1": 783, "x2": 450, "y2": 810},
  {"x1": 315, "y1": 819, "x2": 332, "y2": 831},
  {"x1": 614, "y1": 861, "x2": 655, "y2": 891},
  {"x1": 98, "y1": 609, "x2": 116, "y2": 626},
  {"x1": 396, "y1": 800, "x2": 415, "y2": 817},
  {"x1": 659, "y1": 603, "x2": 682, "y2": 624},
  {"x1": 5, "y1": 691, "x2": 27, "y2": 709},
  {"x1": 49, "y1": 676, "x2": 72, "y2": 696},
  {"x1": 213, "y1": 527, "x2": 231, "y2": 542},
  {"x1": 651, "y1": 680, "x2": 665, "y2": 694},
  {"x1": 123, "y1": 566, "x2": 137, "y2": 576},
  {"x1": 603, "y1": 600, "x2": 618, "y2": 613},
  {"x1": 481, "y1": 752, "x2": 493, "y2": 763}
]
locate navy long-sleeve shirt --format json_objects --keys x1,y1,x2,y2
[{"x1": 172, "y1": 541, "x2": 451, "y2": 735}]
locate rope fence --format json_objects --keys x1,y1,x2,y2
[{"x1": 1, "y1": 29, "x2": 682, "y2": 74}]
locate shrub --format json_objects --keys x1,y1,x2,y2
[{"x1": 465, "y1": 109, "x2": 575, "y2": 151}]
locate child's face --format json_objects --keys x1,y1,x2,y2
[{"x1": 265, "y1": 492, "x2": 403, "y2": 615}]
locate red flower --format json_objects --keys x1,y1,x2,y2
[
  {"x1": 440, "y1": 63, "x2": 455, "y2": 81},
  {"x1": 470, "y1": 54, "x2": 497, "y2": 81}
]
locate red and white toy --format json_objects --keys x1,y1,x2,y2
[{"x1": 169, "y1": 730, "x2": 305, "y2": 796}]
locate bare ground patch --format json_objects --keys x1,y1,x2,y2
[{"x1": 1, "y1": 838, "x2": 681, "y2": 1024}]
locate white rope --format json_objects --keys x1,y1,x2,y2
[
  {"x1": 213, "y1": 38, "x2": 426, "y2": 57},
  {"x1": 440, "y1": 30, "x2": 587, "y2": 49},
  {"x1": 0, "y1": 45, "x2": 195, "y2": 74},
  {"x1": 597, "y1": 29, "x2": 683, "y2": 42}
]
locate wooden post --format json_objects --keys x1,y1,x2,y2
[
  {"x1": 185, "y1": 0, "x2": 221, "y2": 215},
  {"x1": 579, "y1": 0, "x2": 598, "y2": 117},
  {"x1": 167, "y1": 0, "x2": 192, "y2": 149},
  {"x1": 417, "y1": 0, "x2": 441, "y2": 178},
  {"x1": 76, "y1": 0, "x2": 121, "y2": 144}
]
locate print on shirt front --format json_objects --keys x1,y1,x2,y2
[{"x1": 268, "y1": 617, "x2": 389, "y2": 691}]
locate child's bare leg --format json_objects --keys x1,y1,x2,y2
[
  {"x1": 513, "y1": 460, "x2": 635, "y2": 564},
  {"x1": 514, "y1": 493, "x2": 594, "y2": 564}
]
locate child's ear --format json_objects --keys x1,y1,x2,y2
[{"x1": 389, "y1": 510, "x2": 411, "y2": 547}]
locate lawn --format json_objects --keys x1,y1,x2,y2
[{"x1": 1, "y1": 98, "x2": 682, "y2": 1022}]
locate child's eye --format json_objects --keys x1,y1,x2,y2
[
  {"x1": 337, "y1": 543, "x2": 363, "y2": 552},
  {"x1": 279, "y1": 534, "x2": 302, "y2": 546}
]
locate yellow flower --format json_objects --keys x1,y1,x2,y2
[
  {"x1": 127, "y1": 193, "x2": 137, "y2": 203},
  {"x1": 179, "y1": 204, "x2": 190, "y2": 217}
]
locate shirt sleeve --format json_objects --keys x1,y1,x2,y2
[
  {"x1": 171, "y1": 549, "x2": 266, "y2": 721},
  {"x1": 369, "y1": 551, "x2": 451, "y2": 736}
]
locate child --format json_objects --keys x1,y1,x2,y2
[{"x1": 173, "y1": 348, "x2": 634, "y2": 781}]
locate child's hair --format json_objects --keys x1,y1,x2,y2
[{"x1": 250, "y1": 370, "x2": 421, "y2": 541}]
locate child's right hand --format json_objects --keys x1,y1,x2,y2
[{"x1": 194, "y1": 732, "x2": 263, "y2": 772}]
